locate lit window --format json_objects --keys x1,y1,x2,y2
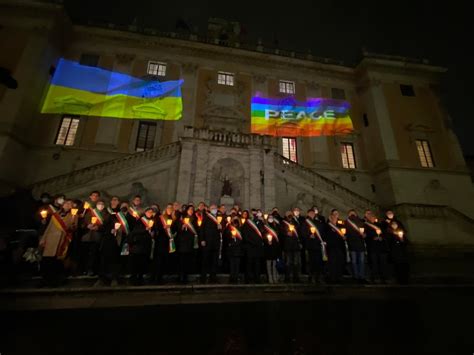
[
  {"x1": 331, "y1": 88, "x2": 346, "y2": 100},
  {"x1": 79, "y1": 54, "x2": 99, "y2": 67},
  {"x1": 416, "y1": 139, "x2": 434, "y2": 168},
  {"x1": 341, "y1": 142, "x2": 356, "y2": 169},
  {"x1": 55, "y1": 116, "x2": 79, "y2": 146},
  {"x1": 147, "y1": 61, "x2": 167, "y2": 76},
  {"x1": 282, "y1": 137, "x2": 297, "y2": 163},
  {"x1": 400, "y1": 84, "x2": 415, "y2": 97},
  {"x1": 136, "y1": 121, "x2": 157, "y2": 152},
  {"x1": 217, "y1": 71, "x2": 234, "y2": 86},
  {"x1": 279, "y1": 80, "x2": 295, "y2": 94}
]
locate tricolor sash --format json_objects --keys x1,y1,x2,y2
[
  {"x1": 196, "y1": 212, "x2": 204, "y2": 227},
  {"x1": 90, "y1": 208, "x2": 104, "y2": 225},
  {"x1": 54, "y1": 212, "x2": 73, "y2": 259},
  {"x1": 206, "y1": 212, "x2": 220, "y2": 226},
  {"x1": 365, "y1": 221, "x2": 382, "y2": 235},
  {"x1": 229, "y1": 225, "x2": 242, "y2": 240},
  {"x1": 247, "y1": 219, "x2": 263, "y2": 238},
  {"x1": 159, "y1": 215, "x2": 176, "y2": 253},
  {"x1": 328, "y1": 222, "x2": 345, "y2": 237},
  {"x1": 264, "y1": 225, "x2": 279, "y2": 243},
  {"x1": 140, "y1": 216, "x2": 153, "y2": 230},
  {"x1": 129, "y1": 206, "x2": 140, "y2": 219},
  {"x1": 182, "y1": 219, "x2": 198, "y2": 236},
  {"x1": 107, "y1": 207, "x2": 116, "y2": 215},
  {"x1": 116, "y1": 212, "x2": 130, "y2": 234},
  {"x1": 48, "y1": 204, "x2": 58, "y2": 215},
  {"x1": 282, "y1": 220, "x2": 299, "y2": 238},
  {"x1": 328, "y1": 222, "x2": 350, "y2": 262},
  {"x1": 346, "y1": 218, "x2": 364, "y2": 236},
  {"x1": 305, "y1": 219, "x2": 328, "y2": 261}
]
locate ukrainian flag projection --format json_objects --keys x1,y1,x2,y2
[
  {"x1": 41, "y1": 59, "x2": 183, "y2": 120},
  {"x1": 251, "y1": 96, "x2": 353, "y2": 137}
]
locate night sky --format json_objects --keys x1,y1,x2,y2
[{"x1": 64, "y1": 0, "x2": 472, "y2": 156}]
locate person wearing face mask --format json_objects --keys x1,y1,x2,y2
[
  {"x1": 381, "y1": 210, "x2": 405, "y2": 234},
  {"x1": 223, "y1": 217, "x2": 243, "y2": 283},
  {"x1": 39, "y1": 199, "x2": 77, "y2": 286},
  {"x1": 80, "y1": 200, "x2": 108, "y2": 276},
  {"x1": 345, "y1": 209, "x2": 367, "y2": 284},
  {"x1": 311, "y1": 206, "x2": 326, "y2": 224},
  {"x1": 107, "y1": 196, "x2": 121, "y2": 215},
  {"x1": 270, "y1": 208, "x2": 282, "y2": 224},
  {"x1": 199, "y1": 204, "x2": 222, "y2": 283}
]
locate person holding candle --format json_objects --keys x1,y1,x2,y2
[
  {"x1": 107, "y1": 196, "x2": 121, "y2": 215},
  {"x1": 127, "y1": 207, "x2": 154, "y2": 285},
  {"x1": 364, "y1": 210, "x2": 389, "y2": 284},
  {"x1": 345, "y1": 209, "x2": 368, "y2": 284},
  {"x1": 387, "y1": 220, "x2": 410, "y2": 284},
  {"x1": 281, "y1": 211, "x2": 303, "y2": 283},
  {"x1": 263, "y1": 215, "x2": 281, "y2": 284},
  {"x1": 199, "y1": 204, "x2": 222, "y2": 283},
  {"x1": 325, "y1": 209, "x2": 347, "y2": 284},
  {"x1": 129, "y1": 195, "x2": 144, "y2": 221},
  {"x1": 151, "y1": 203, "x2": 176, "y2": 284},
  {"x1": 241, "y1": 210, "x2": 265, "y2": 284},
  {"x1": 302, "y1": 209, "x2": 326, "y2": 284},
  {"x1": 223, "y1": 217, "x2": 243, "y2": 283},
  {"x1": 176, "y1": 205, "x2": 198, "y2": 284}
]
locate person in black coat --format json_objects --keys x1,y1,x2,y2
[
  {"x1": 127, "y1": 207, "x2": 154, "y2": 285},
  {"x1": 386, "y1": 220, "x2": 410, "y2": 284},
  {"x1": 364, "y1": 210, "x2": 389, "y2": 283},
  {"x1": 223, "y1": 217, "x2": 243, "y2": 283},
  {"x1": 176, "y1": 206, "x2": 198, "y2": 283},
  {"x1": 345, "y1": 209, "x2": 367, "y2": 283},
  {"x1": 199, "y1": 204, "x2": 222, "y2": 283},
  {"x1": 241, "y1": 211, "x2": 264, "y2": 283},
  {"x1": 263, "y1": 215, "x2": 282, "y2": 283},
  {"x1": 281, "y1": 211, "x2": 303, "y2": 283},
  {"x1": 325, "y1": 209, "x2": 346, "y2": 284},
  {"x1": 301, "y1": 209, "x2": 326, "y2": 284}
]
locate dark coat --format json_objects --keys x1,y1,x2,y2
[
  {"x1": 176, "y1": 217, "x2": 198, "y2": 253},
  {"x1": 241, "y1": 220, "x2": 264, "y2": 258},
  {"x1": 281, "y1": 220, "x2": 302, "y2": 252},
  {"x1": 364, "y1": 220, "x2": 388, "y2": 253},
  {"x1": 199, "y1": 212, "x2": 221, "y2": 251},
  {"x1": 301, "y1": 218, "x2": 324, "y2": 251},
  {"x1": 223, "y1": 225, "x2": 243, "y2": 257},
  {"x1": 154, "y1": 214, "x2": 176, "y2": 255},
  {"x1": 345, "y1": 216, "x2": 366, "y2": 252},
  {"x1": 128, "y1": 219, "x2": 152, "y2": 255}
]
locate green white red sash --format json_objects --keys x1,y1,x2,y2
[
  {"x1": 328, "y1": 222, "x2": 350, "y2": 262},
  {"x1": 182, "y1": 218, "x2": 198, "y2": 236},
  {"x1": 346, "y1": 218, "x2": 364, "y2": 236},
  {"x1": 107, "y1": 207, "x2": 116, "y2": 215},
  {"x1": 365, "y1": 221, "x2": 382, "y2": 235},
  {"x1": 247, "y1": 219, "x2": 263, "y2": 238},
  {"x1": 129, "y1": 206, "x2": 140, "y2": 219},
  {"x1": 90, "y1": 208, "x2": 104, "y2": 225},
  {"x1": 229, "y1": 225, "x2": 242, "y2": 240},
  {"x1": 328, "y1": 222, "x2": 345, "y2": 238},
  {"x1": 282, "y1": 220, "x2": 298, "y2": 238},
  {"x1": 160, "y1": 215, "x2": 172, "y2": 237},
  {"x1": 206, "y1": 212, "x2": 220, "y2": 226},
  {"x1": 53, "y1": 212, "x2": 72, "y2": 259},
  {"x1": 48, "y1": 204, "x2": 58, "y2": 215},
  {"x1": 159, "y1": 215, "x2": 175, "y2": 253},
  {"x1": 140, "y1": 216, "x2": 153, "y2": 230},
  {"x1": 116, "y1": 212, "x2": 130, "y2": 234},
  {"x1": 196, "y1": 212, "x2": 204, "y2": 227},
  {"x1": 305, "y1": 218, "x2": 327, "y2": 261},
  {"x1": 264, "y1": 225, "x2": 279, "y2": 242}
]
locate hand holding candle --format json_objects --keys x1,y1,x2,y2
[
  {"x1": 217, "y1": 216, "x2": 223, "y2": 224},
  {"x1": 359, "y1": 227, "x2": 365, "y2": 234},
  {"x1": 340, "y1": 228, "x2": 346, "y2": 235},
  {"x1": 310, "y1": 227, "x2": 316, "y2": 234},
  {"x1": 397, "y1": 230, "x2": 404, "y2": 239},
  {"x1": 166, "y1": 219, "x2": 172, "y2": 226},
  {"x1": 40, "y1": 210, "x2": 48, "y2": 219},
  {"x1": 71, "y1": 208, "x2": 78, "y2": 216},
  {"x1": 184, "y1": 217, "x2": 190, "y2": 225},
  {"x1": 114, "y1": 222, "x2": 121, "y2": 231},
  {"x1": 91, "y1": 217, "x2": 98, "y2": 225},
  {"x1": 241, "y1": 218, "x2": 246, "y2": 225}
]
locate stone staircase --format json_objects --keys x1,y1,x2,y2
[
  {"x1": 31, "y1": 142, "x2": 181, "y2": 197},
  {"x1": 273, "y1": 153, "x2": 380, "y2": 213}
]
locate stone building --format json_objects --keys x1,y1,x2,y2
[{"x1": 1, "y1": 0, "x2": 473, "y2": 253}]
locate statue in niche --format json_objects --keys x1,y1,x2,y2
[{"x1": 221, "y1": 175, "x2": 233, "y2": 197}]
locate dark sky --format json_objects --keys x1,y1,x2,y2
[{"x1": 64, "y1": 0, "x2": 472, "y2": 156}]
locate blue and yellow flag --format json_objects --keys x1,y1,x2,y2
[{"x1": 41, "y1": 58, "x2": 183, "y2": 120}]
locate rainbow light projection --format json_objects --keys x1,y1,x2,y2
[
  {"x1": 251, "y1": 96, "x2": 353, "y2": 137},
  {"x1": 41, "y1": 58, "x2": 183, "y2": 120}
]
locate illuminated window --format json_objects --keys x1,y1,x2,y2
[
  {"x1": 79, "y1": 54, "x2": 99, "y2": 67},
  {"x1": 147, "y1": 61, "x2": 167, "y2": 76},
  {"x1": 341, "y1": 142, "x2": 356, "y2": 169},
  {"x1": 282, "y1": 137, "x2": 297, "y2": 163},
  {"x1": 400, "y1": 84, "x2": 415, "y2": 97},
  {"x1": 279, "y1": 80, "x2": 295, "y2": 94},
  {"x1": 55, "y1": 116, "x2": 79, "y2": 146},
  {"x1": 136, "y1": 121, "x2": 157, "y2": 152},
  {"x1": 416, "y1": 139, "x2": 434, "y2": 168},
  {"x1": 331, "y1": 88, "x2": 346, "y2": 100},
  {"x1": 217, "y1": 71, "x2": 234, "y2": 86}
]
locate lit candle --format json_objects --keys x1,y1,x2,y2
[
  {"x1": 267, "y1": 234, "x2": 272, "y2": 242},
  {"x1": 289, "y1": 224, "x2": 295, "y2": 232},
  {"x1": 264, "y1": 213, "x2": 268, "y2": 220},
  {"x1": 83, "y1": 202, "x2": 90, "y2": 210},
  {"x1": 217, "y1": 216, "x2": 223, "y2": 224},
  {"x1": 374, "y1": 218, "x2": 379, "y2": 223},
  {"x1": 71, "y1": 208, "x2": 78, "y2": 216},
  {"x1": 166, "y1": 219, "x2": 172, "y2": 226},
  {"x1": 376, "y1": 229, "x2": 382, "y2": 235},
  {"x1": 226, "y1": 216, "x2": 231, "y2": 223},
  {"x1": 340, "y1": 228, "x2": 346, "y2": 235},
  {"x1": 148, "y1": 220, "x2": 154, "y2": 228},
  {"x1": 310, "y1": 227, "x2": 316, "y2": 234},
  {"x1": 40, "y1": 210, "x2": 48, "y2": 219},
  {"x1": 397, "y1": 230, "x2": 404, "y2": 238},
  {"x1": 197, "y1": 220, "x2": 202, "y2": 227},
  {"x1": 184, "y1": 217, "x2": 190, "y2": 224},
  {"x1": 241, "y1": 218, "x2": 246, "y2": 225},
  {"x1": 91, "y1": 217, "x2": 98, "y2": 224},
  {"x1": 231, "y1": 229, "x2": 237, "y2": 237},
  {"x1": 114, "y1": 222, "x2": 121, "y2": 230},
  {"x1": 359, "y1": 227, "x2": 365, "y2": 234},
  {"x1": 337, "y1": 220, "x2": 343, "y2": 225}
]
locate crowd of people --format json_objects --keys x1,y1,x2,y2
[{"x1": 30, "y1": 190, "x2": 409, "y2": 287}]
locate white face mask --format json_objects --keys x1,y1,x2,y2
[
  {"x1": 314, "y1": 209, "x2": 318, "y2": 214},
  {"x1": 211, "y1": 208, "x2": 218, "y2": 215},
  {"x1": 97, "y1": 205, "x2": 105, "y2": 211},
  {"x1": 268, "y1": 217, "x2": 274, "y2": 223},
  {"x1": 56, "y1": 198, "x2": 64, "y2": 205}
]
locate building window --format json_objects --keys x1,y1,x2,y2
[
  {"x1": 147, "y1": 61, "x2": 167, "y2": 76},
  {"x1": 341, "y1": 142, "x2": 356, "y2": 169},
  {"x1": 331, "y1": 88, "x2": 346, "y2": 100},
  {"x1": 135, "y1": 121, "x2": 157, "y2": 152},
  {"x1": 282, "y1": 137, "x2": 297, "y2": 163},
  {"x1": 55, "y1": 116, "x2": 79, "y2": 146},
  {"x1": 217, "y1": 71, "x2": 234, "y2": 86},
  {"x1": 79, "y1": 54, "x2": 99, "y2": 67},
  {"x1": 416, "y1": 139, "x2": 434, "y2": 168},
  {"x1": 400, "y1": 84, "x2": 415, "y2": 97},
  {"x1": 279, "y1": 80, "x2": 295, "y2": 94}
]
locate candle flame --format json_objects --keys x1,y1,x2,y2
[
  {"x1": 71, "y1": 208, "x2": 78, "y2": 216},
  {"x1": 40, "y1": 210, "x2": 48, "y2": 219}
]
